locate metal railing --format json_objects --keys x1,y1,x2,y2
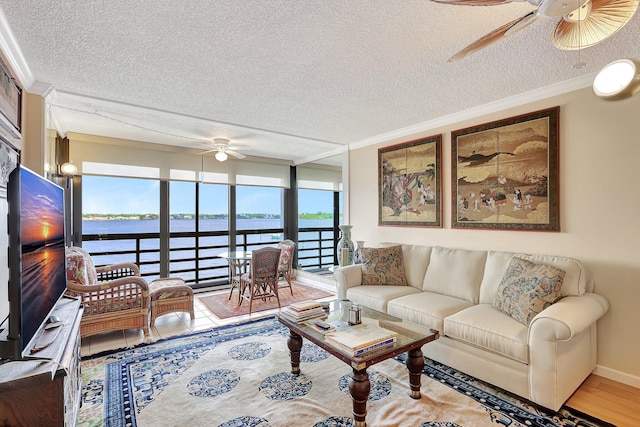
[{"x1": 82, "y1": 226, "x2": 335, "y2": 288}]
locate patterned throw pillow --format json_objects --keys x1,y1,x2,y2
[
  {"x1": 65, "y1": 246, "x2": 98, "y2": 286},
  {"x1": 360, "y1": 245, "x2": 407, "y2": 286},
  {"x1": 494, "y1": 257, "x2": 566, "y2": 326}
]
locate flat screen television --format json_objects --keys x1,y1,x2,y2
[{"x1": 0, "y1": 165, "x2": 67, "y2": 360}]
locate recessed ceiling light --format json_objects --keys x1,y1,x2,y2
[{"x1": 593, "y1": 58, "x2": 640, "y2": 100}]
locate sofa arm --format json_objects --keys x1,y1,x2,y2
[
  {"x1": 527, "y1": 293, "x2": 608, "y2": 410},
  {"x1": 334, "y1": 264, "x2": 363, "y2": 300},
  {"x1": 529, "y1": 293, "x2": 609, "y2": 341}
]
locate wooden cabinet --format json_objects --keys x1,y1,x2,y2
[{"x1": 0, "y1": 297, "x2": 83, "y2": 426}]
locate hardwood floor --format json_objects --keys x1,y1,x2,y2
[
  {"x1": 80, "y1": 282, "x2": 639, "y2": 427},
  {"x1": 567, "y1": 374, "x2": 640, "y2": 427}
]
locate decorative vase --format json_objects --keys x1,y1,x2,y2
[
  {"x1": 354, "y1": 240, "x2": 365, "y2": 264},
  {"x1": 336, "y1": 224, "x2": 354, "y2": 266}
]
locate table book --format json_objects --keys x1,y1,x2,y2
[
  {"x1": 280, "y1": 300, "x2": 325, "y2": 322},
  {"x1": 324, "y1": 322, "x2": 398, "y2": 356}
]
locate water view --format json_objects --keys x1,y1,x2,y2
[{"x1": 82, "y1": 217, "x2": 335, "y2": 283}]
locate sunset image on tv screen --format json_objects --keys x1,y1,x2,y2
[{"x1": 20, "y1": 170, "x2": 65, "y2": 246}]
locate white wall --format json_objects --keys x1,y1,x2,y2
[{"x1": 348, "y1": 86, "x2": 640, "y2": 386}]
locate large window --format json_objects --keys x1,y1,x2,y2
[
  {"x1": 298, "y1": 188, "x2": 338, "y2": 269},
  {"x1": 198, "y1": 183, "x2": 230, "y2": 283},
  {"x1": 79, "y1": 173, "x2": 339, "y2": 285},
  {"x1": 235, "y1": 185, "x2": 283, "y2": 248},
  {"x1": 83, "y1": 175, "x2": 160, "y2": 232},
  {"x1": 82, "y1": 175, "x2": 161, "y2": 274},
  {"x1": 169, "y1": 181, "x2": 196, "y2": 280}
]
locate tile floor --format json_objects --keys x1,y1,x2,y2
[{"x1": 80, "y1": 277, "x2": 337, "y2": 357}]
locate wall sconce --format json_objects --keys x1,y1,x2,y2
[
  {"x1": 60, "y1": 162, "x2": 78, "y2": 176},
  {"x1": 59, "y1": 162, "x2": 78, "y2": 246},
  {"x1": 593, "y1": 58, "x2": 640, "y2": 101}
]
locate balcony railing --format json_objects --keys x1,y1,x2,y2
[{"x1": 82, "y1": 226, "x2": 335, "y2": 288}]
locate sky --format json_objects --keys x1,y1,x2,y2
[{"x1": 82, "y1": 175, "x2": 334, "y2": 215}]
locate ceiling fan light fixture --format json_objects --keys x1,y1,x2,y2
[
  {"x1": 593, "y1": 58, "x2": 640, "y2": 100},
  {"x1": 552, "y1": 0, "x2": 639, "y2": 50},
  {"x1": 540, "y1": 0, "x2": 588, "y2": 17},
  {"x1": 215, "y1": 151, "x2": 228, "y2": 162}
]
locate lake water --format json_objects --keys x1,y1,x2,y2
[{"x1": 82, "y1": 218, "x2": 335, "y2": 281}]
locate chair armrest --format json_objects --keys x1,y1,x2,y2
[
  {"x1": 66, "y1": 276, "x2": 150, "y2": 318},
  {"x1": 96, "y1": 262, "x2": 140, "y2": 280},
  {"x1": 529, "y1": 293, "x2": 609, "y2": 341},
  {"x1": 334, "y1": 264, "x2": 363, "y2": 300},
  {"x1": 67, "y1": 275, "x2": 149, "y2": 294}
]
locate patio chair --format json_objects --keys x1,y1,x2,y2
[
  {"x1": 65, "y1": 246, "x2": 150, "y2": 337},
  {"x1": 277, "y1": 239, "x2": 296, "y2": 295},
  {"x1": 239, "y1": 247, "x2": 282, "y2": 314}
]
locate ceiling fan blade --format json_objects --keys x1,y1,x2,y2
[
  {"x1": 227, "y1": 150, "x2": 246, "y2": 159},
  {"x1": 227, "y1": 144, "x2": 250, "y2": 150},
  {"x1": 505, "y1": 11, "x2": 539, "y2": 36},
  {"x1": 447, "y1": 11, "x2": 538, "y2": 62},
  {"x1": 552, "y1": 0, "x2": 638, "y2": 50},
  {"x1": 199, "y1": 148, "x2": 218, "y2": 155}
]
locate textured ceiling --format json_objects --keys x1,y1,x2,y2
[{"x1": 0, "y1": 1, "x2": 638, "y2": 164}]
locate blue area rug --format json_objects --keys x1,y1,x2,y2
[{"x1": 79, "y1": 317, "x2": 613, "y2": 427}]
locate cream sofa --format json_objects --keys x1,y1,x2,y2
[{"x1": 334, "y1": 243, "x2": 609, "y2": 411}]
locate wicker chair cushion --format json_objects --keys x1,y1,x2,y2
[
  {"x1": 149, "y1": 278, "x2": 191, "y2": 301},
  {"x1": 66, "y1": 246, "x2": 98, "y2": 286}
]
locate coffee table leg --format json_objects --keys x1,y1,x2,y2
[
  {"x1": 406, "y1": 347, "x2": 424, "y2": 399},
  {"x1": 349, "y1": 368, "x2": 370, "y2": 427},
  {"x1": 287, "y1": 330, "x2": 302, "y2": 375}
]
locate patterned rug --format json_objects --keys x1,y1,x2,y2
[
  {"x1": 199, "y1": 281, "x2": 334, "y2": 319},
  {"x1": 79, "y1": 317, "x2": 613, "y2": 427}
]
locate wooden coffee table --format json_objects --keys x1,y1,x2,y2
[{"x1": 277, "y1": 301, "x2": 438, "y2": 427}]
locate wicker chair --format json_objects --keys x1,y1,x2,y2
[
  {"x1": 239, "y1": 247, "x2": 282, "y2": 314},
  {"x1": 277, "y1": 239, "x2": 296, "y2": 295},
  {"x1": 65, "y1": 246, "x2": 150, "y2": 338}
]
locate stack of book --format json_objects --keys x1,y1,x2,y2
[
  {"x1": 281, "y1": 300, "x2": 326, "y2": 322},
  {"x1": 324, "y1": 323, "x2": 398, "y2": 356}
]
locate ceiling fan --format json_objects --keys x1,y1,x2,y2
[
  {"x1": 199, "y1": 138, "x2": 247, "y2": 162},
  {"x1": 433, "y1": 0, "x2": 639, "y2": 61}
]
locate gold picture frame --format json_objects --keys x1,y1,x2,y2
[
  {"x1": 451, "y1": 107, "x2": 559, "y2": 231},
  {"x1": 0, "y1": 52, "x2": 22, "y2": 139},
  {"x1": 379, "y1": 135, "x2": 442, "y2": 227}
]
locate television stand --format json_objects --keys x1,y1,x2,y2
[{"x1": 0, "y1": 297, "x2": 83, "y2": 426}]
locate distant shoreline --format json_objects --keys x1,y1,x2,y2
[{"x1": 83, "y1": 213, "x2": 333, "y2": 221}]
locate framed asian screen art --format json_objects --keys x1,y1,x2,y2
[
  {"x1": 452, "y1": 107, "x2": 559, "y2": 231},
  {"x1": 379, "y1": 135, "x2": 442, "y2": 227}
]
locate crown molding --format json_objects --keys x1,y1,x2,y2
[
  {"x1": 350, "y1": 74, "x2": 596, "y2": 151},
  {"x1": 30, "y1": 80, "x2": 54, "y2": 96},
  {"x1": 0, "y1": 8, "x2": 34, "y2": 90}
]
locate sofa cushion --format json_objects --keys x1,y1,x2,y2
[
  {"x1": 422, "y1": 247, "x2": 486, "y2": 303},
  {"x1": 387, "y1": 291, "x2": 474, "y2": 333},
  {"x1": 360, "y1": 245, "x2": 408, "y2": 286},
  {"x1": 444, "y1": 304, "x2": 529, "y2": 363},
  {"x1": 380, "y1": 242, "x2": 432, "y2": 290},
  {"x1": 494, "y1": 257, "x2": 565, "y2": 326},
  {"x1": 479, "y1": 251, "x2": 589, "y2": 304},
  {"x1": 346, "y1": 285, "x2": 420, "y2": 313}
]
